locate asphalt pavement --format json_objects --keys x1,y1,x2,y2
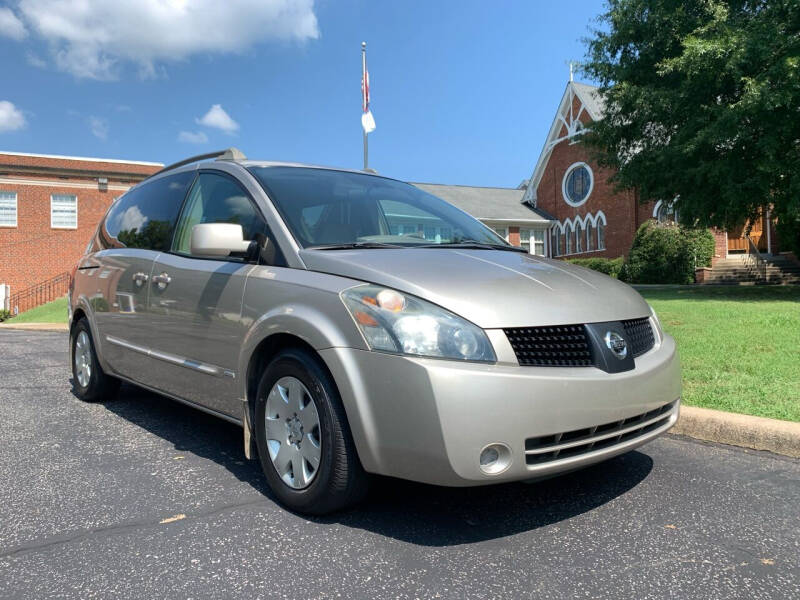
[{"x1": 1, "y1": 330, "x2": 799, "y2": 599}]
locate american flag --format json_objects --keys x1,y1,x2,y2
[{"x1": 361, "y1": 69, "x2": 370, "y2": 113}]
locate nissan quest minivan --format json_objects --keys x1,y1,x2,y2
[{"x1": 69, "y1": 148, "x2": 681, "y2": 514}]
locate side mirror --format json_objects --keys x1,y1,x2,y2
[{"x1": 190, "y1": 223, "x2": 252, "y2": 257}]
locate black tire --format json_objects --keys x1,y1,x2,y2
[
  {"x1": 70, "y1": 318, "x2": 120, "y2": 402},
  {"x1": 254, "y1": 348, "x2": 368, "y2": 515}
]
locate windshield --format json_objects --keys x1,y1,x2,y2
[{"x1": 247, "y1": 166, "x2": 510, "y2": 248}]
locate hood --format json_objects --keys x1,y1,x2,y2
[{"x1": 299, "y1": 248, "x2": 650, "y2": 329}]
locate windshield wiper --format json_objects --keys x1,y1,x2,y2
[
  {"x1": 416, "y1": 240, "x2": 528, "y2": 253},
  {"x1": 308, "y1": 242, "x2": 404, "y2": 250}
]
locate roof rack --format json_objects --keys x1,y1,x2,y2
[{"x1": 149, "y1": 147, "x2": 247, "y2": 178}]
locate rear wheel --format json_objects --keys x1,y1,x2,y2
[
  {"x1": 70, "y1": 318, "x2": 119, "y2": 402},
  {"x1": 254, "y1": 348, "x2": 368, "y2": 515}
]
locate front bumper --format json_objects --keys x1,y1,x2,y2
[{"x1": 320, "y1": 333, "x2": 681, "y2": 486}]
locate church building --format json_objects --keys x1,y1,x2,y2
[
  {"x1": 521, "y1": 79, "x2": 781, "y2": 263},
  {"x1": 521, "y1": 80, "x2": 659, "y2": 260}
]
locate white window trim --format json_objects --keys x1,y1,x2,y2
[
  {"x1": 653, "y1": 199, "x2": 680, "y2": 224},
  {"x1": 51, "y1": 194, "x2": 78, "y2": 230},
  {"x1": 561, "y1": 162, "x2": 594, "y2": 208},
  {"x1": 553, "y1": 211, "x2": 607, "y2": 256},
  {"x1": 0, "y1": 191, "x2": 18, "y2": 228},
  {"x1": 492, "y1": 226, "x2": 508, "y2": 242}
]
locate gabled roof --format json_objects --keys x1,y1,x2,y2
[
  {"x1": 412, "y1": 182, "x2": 553, "y2": 223},
  {"x1": 571, "y1": 82, "x2": 605, "y2": 121},
  {"x1": 522, "y1": 81, "x2": 606, "y2": 205}
]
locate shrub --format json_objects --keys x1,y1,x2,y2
[
  {"x1": 622, "y1": 221, "x2": 715, "y2": 284},
  {"x1": 566, "y1": 256, "x2": 624, "y2": 279},
  {"x1": 0, "y1": 309, "x2": 12, "y2": 322}
]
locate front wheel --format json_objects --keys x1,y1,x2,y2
[
  {"x1": 70, "y1": 318, "x2": 119, "y2": 402},
  {"x1": 254, "y1": 348, "x2": 368, "y2": 515}
]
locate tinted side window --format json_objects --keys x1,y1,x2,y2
[
  {"x1": 102, "y1": 170, "x2": 195, "y2": 251},
  {"x1": 172, "y1": 171, "x2": 286, "y2": 266}
]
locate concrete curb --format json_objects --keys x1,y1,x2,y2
[
  {"x1": 0, "y1": 322, "x2": 69, "y2": 332},
  {"x1": 670, "y1": 405, "x2": 800, "y2": 458}
]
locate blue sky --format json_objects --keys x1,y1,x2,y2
[{"x1": 0, "y1": 0, "x2": 605, "y2": 187}]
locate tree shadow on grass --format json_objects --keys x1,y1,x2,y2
[{"x1": 99, "y1": 382, "x2": 654, "y2": 547}]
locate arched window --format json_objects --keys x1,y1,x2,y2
[
  {"x1": 597, "y1": 221, "x2": 606, "y2": 250},
  {"x1": 586, "y1": 221, "x2": 595, "y2": 251},
  {"x1": 575, "y1": 222, "x2": 583, "y2": 253},
  {"x1": 551, "y1": 228, "x2": 559, "y2": 257},
  {"x1": 565, "y1": 222, "x2": 573, "y2": 254},
  {"x1": 654, "y1": 200, "x2": 679, "y2": 224}
]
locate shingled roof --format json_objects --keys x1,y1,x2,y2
[{"x1": 412, "y1": 182, "x2": 553, "y2": 223}]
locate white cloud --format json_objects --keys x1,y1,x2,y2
[
  {"x1": 178, "y1": 130, "x2": 209, "y2": 144},
  {"x1": 0, "y1": 101, "x2": 26, "y2": 132},
  {"x1": 196, "y1": 105, "x2": 239, "y2": 134},
  {"x1": 114, "y1": 205, "x2": 147, "y2": 233},
  {"x1": 26, "y1": 52, "x2": 46, "y2": 68},
  {"x1": 88, "y1": 116, "x2": 109, "y2": 140},
  {"x1": 0, "y1": 7, "x2": 26, "y2": 40},
  {"x1": 12, "y1": 0, "x2": 319, "y2": 80}
]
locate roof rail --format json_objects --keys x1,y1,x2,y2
[{"x1": 150, "y1": 147, "x2": 247, "y2": 178}]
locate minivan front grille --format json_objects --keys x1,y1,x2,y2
[
  {"x1": 622, "y1": 317, "x2": 656, "y2": 358},
  {"x1": 524, "y1": 401, "x2": 676, "y2": 466},
  {"x1": 504, "y1": 318, "x2": 656, "y2": 367},
  {"x1": 503, "y1": 324, "x2": 593, "y2": 367}
]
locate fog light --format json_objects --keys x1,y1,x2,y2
[{"x1": 479, "y1": 443, "x2": 512, "y2": 475}]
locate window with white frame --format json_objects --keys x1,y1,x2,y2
[
  {"x1": 531, "y1": 229, "x2": 545, "y2": 256},
  {"x1": 492, "y1": 226, "x2": 508, "y2": 241},
  {"x1": 575, "y1": 222, "x2": 583, "y2": 253},
  {"x1": 519, "y1": 229, "x2": 531, "y2": 252},
  {"x1": 597, "y1": 220, "x2": 606, "y2": 250},
  {"x1": 51, "y1": 194, "x2": 78, "y2": 229},
  {"x1": 562, "y1": 162, "x2": 594, "y2": 207},
  {"x1": 565, "y1": 223, "x2": 573, "y2": 254},
  {"x1": 550, "y1": 228, "x2": 559, "y2": 256},
  {"x1": 0, "y1": 192, "x2": 17, "y2": 227},
  {"x1": 655, "y1": 199, "x2": 679, "y2": 224},
  {"x1": 586, "y1": 221, "x2": 595, "y2": 251}
]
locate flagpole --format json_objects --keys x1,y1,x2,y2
[{"x1": 361, "y1": 41, "x2": 368, "y2": 171}]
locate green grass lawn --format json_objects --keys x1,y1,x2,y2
[
  {"x1": 640, "y1": 286, "x2": 800, "y2": 422},
  {"x1": 9, "y1": 296, "x2": 69, "y2": 324}
]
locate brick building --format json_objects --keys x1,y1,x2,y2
[
  {"x1": 521, "y1": 80, "x2": 781, "y2": 262},
  {"x1": 0, "y1": 152, "x2": 162, "y2": 308},
  {"x1": 521, "y1": 81, "x2": 656, "y2": 260}
]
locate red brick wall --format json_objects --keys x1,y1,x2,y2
[
  {"x1": 0, "y1": 154, "x2": 160, "y2": 295},
  {"x1": 508, "y1": 226, "x2": 521, "y2": 246},
  {"x1": 534, "y1": 98, "x2": 654, "y2": 260},
  {"x1": 711, "y1": 228, "x2": 728, "y2": 265}
]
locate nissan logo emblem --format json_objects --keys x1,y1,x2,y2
[{"x1": 604, "y1": 331, "x2": 628, "y2": 360}]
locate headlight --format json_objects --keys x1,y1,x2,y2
[
  {"x1": 341, "y1": 285, "x2": 496, "y2": 362},
  {"x1": 648, "y1": 303, "x2": 663, "y2": 342}
]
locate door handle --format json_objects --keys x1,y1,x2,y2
[
  {"x1": 152, "y1": 272, "x2": 172, "y2": 290},
  {"x1": 132, "y1": 272, "x2": 149, "y2": 287}
]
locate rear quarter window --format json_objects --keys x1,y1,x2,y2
[{"x1": 101, "y1": 170, "x2": 195, "y2": 251}]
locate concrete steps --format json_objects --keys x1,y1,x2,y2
[{"x1": 703, "y1": 255, "x2": 800, "y2": 285}]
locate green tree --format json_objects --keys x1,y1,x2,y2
[
  {"x1": 117, "y1": 220, "x2": 171, "y2": 250},
  {"x1": 582, "y1": 0, "x2": 800, "y2": 251}
]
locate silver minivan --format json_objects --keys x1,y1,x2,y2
[{"x1": 69, "y1": 148, "x2": 681, "y2": 514}]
